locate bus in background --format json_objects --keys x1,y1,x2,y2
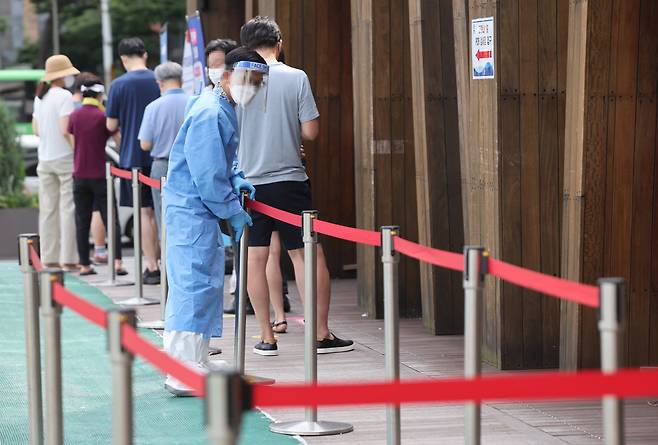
[{"x1": 0, "y1": 68, "x2": 44, "y2": 174}]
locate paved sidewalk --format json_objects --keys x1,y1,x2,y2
[{"x1": 84, "y1": 257, "x2": 658, "y2": 445}]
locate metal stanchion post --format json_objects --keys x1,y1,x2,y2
[
  {"x1": 381, "y1": 226, "x2": 400, "y2": 445},
  {"x1": 107, "y1": 163, "x2": 116, "y2": 282},
  {"x1": 270, "y1": 211, "x2": 353, "y2": 436},
  {"x1": 107, "y1": 309, "x2": 135, "y2": 445},
  {"x1": 234, "y1": 192, "x2": 250, "y2": 375},
  {"x1": 18, "y1": 234, "x2": 44, "y2": 445},
  {"x1": 40, "y1": 269, "x2": 64, "y2": 445},
  {"x1": 598, "y1": 278, "x2": 625, "y2": 445},
  {"x1": 205, "y1": 371, "x2": 246, "y2": 445},
  {"x1": 100, "y1": 163, "x2": 132, "y2": 287},
  {"x1": 120, "y1": 168, "x2": 157, "y2": 305},
  {"x1": 232, "y1": 193, "x2": 274, "y2": 385},
  {"x1": 463, "y1": 246, "x2": 486, "y2": 445},
  {"x1": 137, "y1": 176, "x2": 167, "y2": 329}
]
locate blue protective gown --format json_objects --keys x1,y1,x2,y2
[{"x1": 164, "y1": 88, "x2": 242, "y2": 339}]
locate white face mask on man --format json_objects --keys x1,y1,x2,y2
[
  {"x1": 208, "y1": 67, "x2": 225, "y2": 85},
  {"x1": 63, "y1": 75, "x2": 75, "y2": 89},
  {"x1": 230, "y1": 84, "x2": 259, "y2": 106}
]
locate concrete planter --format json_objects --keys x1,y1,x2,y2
[{"x1": 0, "y1": 208, "x2": 38, "y2": 259}]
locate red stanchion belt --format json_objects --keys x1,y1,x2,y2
[
  {"x1": 28, "y1": 244, "x2": 44, "y2": 272},
  {"x1": 110, "y1": 166, "x2": 132, "y2": 180},
  {"x1": 488, "y1": 259, "x2": 600, "y2": 308},
  {"x1": 245, "y1": 198, "x2": 381, "y2": 246},
  {"x1": 314, "y1": 219, "x2": 381, "y2": 246},
  {"x1": 252, "y1": 368, "x2": 658, "y2": 408},
  {"x1": 52, "y1": 282, "x2": 107, "y2": 328},
  {"x1": 120, "y1": 324, "x2": 206, "y2": 397},
  {"x1": 394, "y1": 237, "x2": 464, "y2": 272},
  {"x1": 246, "y1": 199, "x2": 301, "y2": 227},
  {"x1": 138, "y1": 172, "x2": 161, "y2": 190}
]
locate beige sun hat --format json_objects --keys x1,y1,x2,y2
[{"x1": 42, "y1": 54, "x2": 80, "y2": 82}]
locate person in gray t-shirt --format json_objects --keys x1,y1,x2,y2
[{"x1": 238, "y1": 17, "x2": 354, "y2": 357}]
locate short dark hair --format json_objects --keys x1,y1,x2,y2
[
  {"x1": 72, "y1": 71, "x2": 96, "y2": 93},
  {"x1": 81, "y1": 75, "x2": 104, "y2": 98},
  {"x1": 118, "y1": 37, "x2": 146, "y2": 57},
  {"x1": 240, "y1": 16, "x2": 282, "y2": 49},
  {"x1": 205, "y1": 38, "x2": 238, "y2": 61},
  {"x1": 224, "y1": 47, "x2": 267, "y2": 69}
]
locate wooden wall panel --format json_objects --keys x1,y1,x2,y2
[
  {"x1": 498, "y1": 0, "x2": 522, "y2": 369},
  {"x1": 200, "y1": 0, "x2": 244, "y2": 41},
  {"x1": 457, "y1": 0, "x2": 568, "y2": 369},
  {"x1": 274, "y1": 0, "x2": 357, "y2": 279},
  {"x1": 410, "y1": 0, "x2": 464, "y2": 333},
  {"x1": 562, "y1": 0, "x2": 658, "y2": 369}
]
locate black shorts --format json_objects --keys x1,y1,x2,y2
[
  {"x1": 249, "y1": 181, "x2": 312, "y2": 250},
  {"x1": 119, "y1": 166, "x2": 154, "y2": 208}
]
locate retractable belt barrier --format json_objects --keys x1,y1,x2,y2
[
  {"x1": 19, "y1": 183, "x2": 644, "y2": 445},
  {"x1": 245, "y1": 198, "x2": 600, "y2": 307}
]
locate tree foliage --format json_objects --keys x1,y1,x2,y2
[{"x1": 29, "y1": 0, "x2": 186, "y2": 73}]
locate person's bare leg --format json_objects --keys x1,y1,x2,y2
[
  {"x1": 267, "y1": 232, "x2": 286, "y2": 325},
  {"x1": 288, "y1": 244, "x2": 331, "y2": 339},
  {"x1": 248, "y1": 246, "x2": 276, "y2": 343},
  {"x1": 91, "y1": 211, "x2": 106, "y2": 256},
  {"x1": 140, "y1": 207, "x2": 160, "y2": 271}
]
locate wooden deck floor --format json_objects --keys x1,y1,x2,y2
[{"x1": 83, "y1": 260, "x2": 658, "y2": 444}]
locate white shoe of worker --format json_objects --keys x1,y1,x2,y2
[{"x1": 163, "y1": 330, "x2": 230, "y2": 397}]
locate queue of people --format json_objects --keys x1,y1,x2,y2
[{"x1": 33, "y1": 16, "x2": 353, "y2": 398}]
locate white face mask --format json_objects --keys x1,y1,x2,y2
[
  {"x1": 230, "y1": 84, "x2": 258, "y2": 106},
  {"x1": 208, "y1": 67, "x2": 225, "y2": 85},
  {"x1": 64, "y1": 75, "x2": 75, "y2": 89}
]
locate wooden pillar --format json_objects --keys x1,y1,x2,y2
[
  {"x1": 186, "y1": 0, "x2": 197, "y2": 15},
  {"x1": 453, "y1": 0, "x2": 568, "y2": 369},
  {"x1": 560, "y1": 0, "x2": 658, "y2": 369},
  {"x1": 559, "y1": 0, "x2": 589, "y2": 371},
  {"x1": 201, "y1": 1, "x2": 245, "y2": 41},
  {"x1": 453, "y1": 0, "x2": 501, "y2": 365},
  {"x1": 270, "y1": 1, "x2": 357, "y2": 280},
  {"x1": 257, "y1": 0, "x2": 276, "y2": 17},
  {"x1": 408, "y1": 0, "x2": 464, "y2": 334},
  {"x1": 350, "y1": 0, "x2": 378, "y2": 316},
  {"x1": 245, "y1": 0, "x2": 254, "y2": 21},
  {"x1": 351, "y1": 0, "x2": 423, "y2": 319}
]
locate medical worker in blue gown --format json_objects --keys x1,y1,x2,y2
[{"x1": 163, "y1": 47, "x2": 269, "y2": 395}]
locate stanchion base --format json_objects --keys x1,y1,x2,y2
[
  {"x1": 119, "y1": 297, "x2": 159, "y2": 306},
  {"x1": 270, "y1": 420, "x2": 353, "y2": 436},
  {"x1": 97, "y1": 279, "x2": 134, "y2": 287},
  {"x1": 137, "y1": 319, "x2": 165, "y2": 329},
  {"x1": 244, "y1": 374, "x2": 275, "y2": 386}
]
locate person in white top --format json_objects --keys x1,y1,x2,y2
[{"x1": 32, "y1": 54, "x2": 80, "y2": 269}]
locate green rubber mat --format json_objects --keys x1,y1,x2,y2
[{"x1": 0, "y1": 261, "x2": 298, "y2": 444}]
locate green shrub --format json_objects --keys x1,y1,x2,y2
[
  {"x1": 0, "y1": 100, "x2": 33, "y2": 208},
  {"x1": 0, "y1": 191, "x2": 38, "y2": 209},
  {"x1": 0, "y1": 100, "x2": 26, "y2": 196}
]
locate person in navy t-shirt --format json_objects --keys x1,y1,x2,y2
[{"x1": 106, "y1": 37, "x2": 162, "y2": 284}]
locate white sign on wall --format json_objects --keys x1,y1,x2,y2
[{"x1": 471, "y1": 17, "x2": 495, "y2": 79}]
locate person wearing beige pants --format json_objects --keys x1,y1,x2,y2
[
  {"x1": 37, "y1": 156, "x2": 78, "y2": 266},
  {"x1": 32, "y1": 54, "x2": 80, "y2": 268}
]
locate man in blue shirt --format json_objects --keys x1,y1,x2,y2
[
  {"x1": 138, "y1": 61, "x2": 188, "y2": 234},
  {"x1": 106, "y1": 37, "x2": 162, "y2": 284}
]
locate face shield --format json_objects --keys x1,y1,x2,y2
[{"x1": 228, "y1": 61, "x2": 269, "y2": 110}]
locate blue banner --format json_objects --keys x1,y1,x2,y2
[
  {"x1": 159, "y1": 23, "x2": 168, "y2": 64},
  {"x1": 186, "y1": 13, "x2": 207, "y2": 94}
]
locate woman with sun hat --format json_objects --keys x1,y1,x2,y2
[{"x1": 32, "y1": 54, "x2": 80, "y2": 270}]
